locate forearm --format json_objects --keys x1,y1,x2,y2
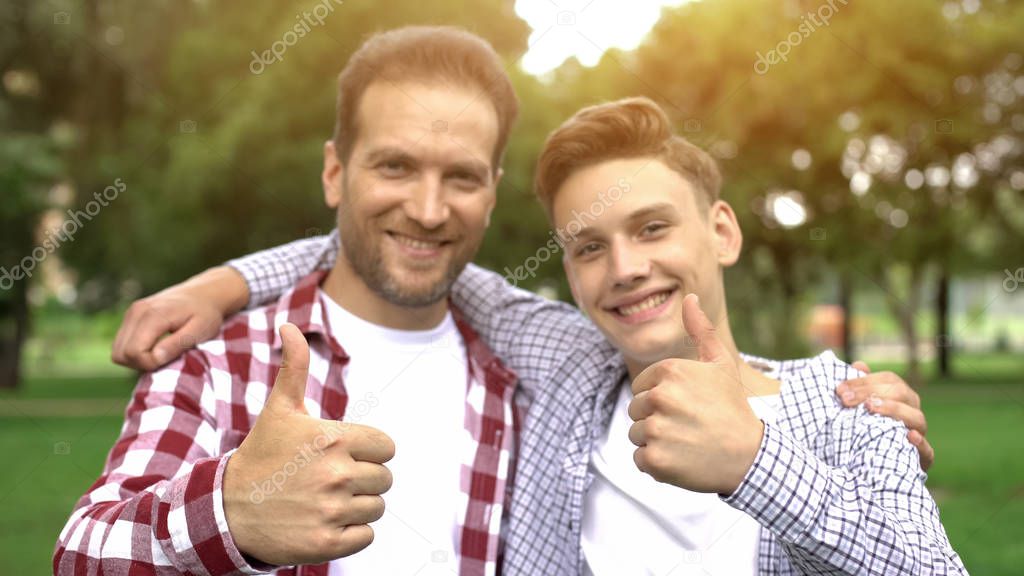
[
  {"x1": 171, "y1": 265, "x2": 250, "y2": 318},
  {"x1": 724, "y1": 423, "x2": 967, "y2": 575},
  {"x1": 111, "y1": 234, "x2": 338, "y2": 371}
]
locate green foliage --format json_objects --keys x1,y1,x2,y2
[
  {"x1": 2, "y1": 0, "x2": 1022, "y2": 361},
  {"x1": 49, "y1": 0, "x2": 531, "y2": 302},
  {"x1": 0, "y1": 133, "x2": 61, "y2": 267}
]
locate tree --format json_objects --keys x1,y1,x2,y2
[
  {"x1": 0, "y1": 0, "x2": 74, "y2": 387},
  {"x1": 613, "y1": 0, "x2": 1024, "y2": 378}
]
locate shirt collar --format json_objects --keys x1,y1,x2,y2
[
  {"x1": 267, "y1": 268, "x2": 518, "y2": 390},
  {"x1": 269, "y1": 269, "x2": 348, "y2": 359}
]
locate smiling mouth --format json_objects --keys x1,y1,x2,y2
[
  {"x1": 605, "y1": 288, "x2": 679, "y2": 324},
  {"x1": 387, "y1": 231, "x2": 452, "y2": 251}
]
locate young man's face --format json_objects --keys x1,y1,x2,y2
[
  {"x1": 323, "y1": 81, "x2": 501, "y2": 307},
  {"x1": 555, "y1": 158, "x2": 742, "y2": 370}
]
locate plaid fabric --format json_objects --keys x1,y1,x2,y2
[
  {"x1": 723, "y1": 352, "x2": 967, "y2": 575},
  {"x1": 54, "y1": 269, "x2": 518, "y2": 576},
  {"x1": 225, "y1": 232, "x2": 967, "y2": 575}
]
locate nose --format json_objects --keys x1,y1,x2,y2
[
  {"x1": 404, "y1": 174, "x2": 450, "y2": 230},
  {"x1": 608, "y1": 238, "x2": 650, "y2": 289}
]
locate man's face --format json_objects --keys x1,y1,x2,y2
[
  {"x1": 555, "y1": 158, "x2": 741, "y2": 369},
  {"x1": 323, "y1": 81, "x2": 500, "y2": 307}
]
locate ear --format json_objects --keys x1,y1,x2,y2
[
  {"x1": 323, "y1": 140, "x2": 344, "y2": 209},
  {"x1": 709, "y1": 200, "x2": 743, "y2": 267}
]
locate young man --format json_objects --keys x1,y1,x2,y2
[
  {"x1": 55, "y1": 26, "x2": 520, "y2": 576},
  {"x1": 525, "y1": 97, "x2": 966, "y2": 574},
  {"x1": 108, "y1": 97, "x2": 956, "y2": 573}
]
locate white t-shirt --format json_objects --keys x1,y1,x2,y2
[
  {"x1": 582, "y1": 381, "x2": 781, "y2": 576},
  {"x1": 320, "y1": 290, "x2": 469, "y2": 576}
]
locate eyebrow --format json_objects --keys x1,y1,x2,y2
[
  {"x1": 449, "y1": 159, "x2": 491, "y2": 178},
  {"x1": 565, "y1": 202, "x2": 678, "y2": 245},
  {"x1": 363, "y1": 146, "x2": 417, "y2": 166},
  {"x1": 624, "y1": 202, "x2": 677, "y2": 223},
  {"x1": 363, "y1": 146, "x2": 491, "y2": 177}
]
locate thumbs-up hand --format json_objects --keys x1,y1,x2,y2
[
  {"x1": 626, "y1": 294, "x2": 763, "y2": 495},
  {"x1": 223, "y1": 324, "x2": 395, "y2": 566}
]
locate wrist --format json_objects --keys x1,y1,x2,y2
[
  {"x1": 723, "y1": 418, "x2": 765, "y2": 495},
  {"x1": 222, "y1": 450, "x2": 260, "y2": 561}
]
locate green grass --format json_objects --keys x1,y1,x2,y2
[
  {"x1": 832, "y1": 352, "x2": 1024, "y2": 573},
  {"x1": 916, "y1": 384, "x2": 1024, "y2": 574},
  {"x1": 1, "y1": 357, "x2": 1021, "y2": 574},
  {"x1": 0, "y1": 414, "x2": 126, "y2": 574},
  {"x1": 0, "y1": 374, "x2": 136, "y2": 400}
]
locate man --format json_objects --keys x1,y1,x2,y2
[
  {"x1": 55, "y1": 26, "x2": 520, "y2": 576},
  {"x1": 106, "y1": 95, "x2": 953, "y2": 574},
  {"x1": 526, "y1": 97, "x2": 964, "y2": 574}
]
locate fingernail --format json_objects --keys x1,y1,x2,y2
[
  {"x1": 842, "y1": 390, "x2": 855, "y2": 403},
  {"x1": 869, "y1": 394, "x2": 882, "y2": 408},
  {"x1": 153, "y1": 348, "x2": 168, "y2": 364}
]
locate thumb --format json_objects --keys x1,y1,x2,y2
[
  {"x1": 267, "y1": 323, "x2": 311, "y2": 413},
  {"x1": 681, "y1": 293, "x2": 727, "y2": 363}
]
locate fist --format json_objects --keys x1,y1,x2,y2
[
  {"x1": 223, "y1": 324, "x2": 395, "y2": 566},
  {"x1": 627, "y1": 294, "x2": 764, "y2": 495}
]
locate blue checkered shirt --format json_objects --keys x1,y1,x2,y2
[{"x1": 229, "y1": 232, "x2": 967, "y2": 575}]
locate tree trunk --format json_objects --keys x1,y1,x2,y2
[
  {"x1": 0, "y1": 281, "x2": 29, "y2": 389},
  {"x1": 936, "y1": 268, "x2": 952, "y2": 378},
  {"x1": 901, "y1": 308, "x2": 922, "y2": 388},
  {"x1": 839, "y1": 270, "x2": 854, "y2": 362},
  {"x1": 882, "y1": 264, "x2": 925, "y2": 388}
]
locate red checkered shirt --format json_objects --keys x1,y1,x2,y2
[{"x1": 54, "y1": 270, "x2": 519, "y2": 576}]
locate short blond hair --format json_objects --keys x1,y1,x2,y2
[{"x1": 535, "y1": 97, "x2": 721, "y2": 215}]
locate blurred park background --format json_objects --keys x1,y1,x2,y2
[{"x1": 2, "y1": 0, "x2": 1023, "y2": 572}]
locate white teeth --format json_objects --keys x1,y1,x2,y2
[
  {"x1": 392, "y1": 234, "x2": 442, "y2": 250},
  {"x1": 618, "y1": 291, "x2": 670, "y2": 316}
]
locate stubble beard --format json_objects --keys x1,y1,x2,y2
[{"x1": 337, "y1": 182, "x2": 474, "y2": 308}]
